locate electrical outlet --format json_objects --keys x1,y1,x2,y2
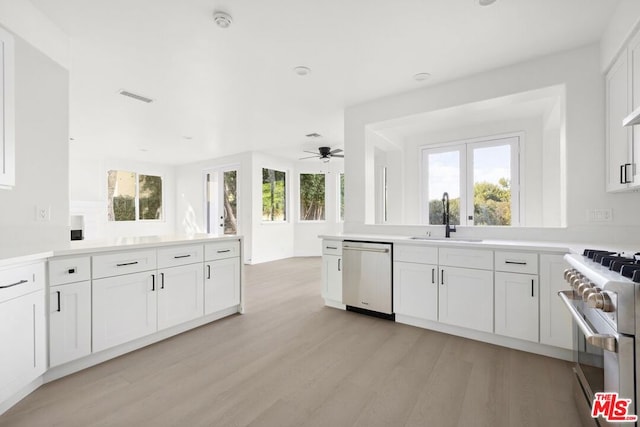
[
  {"x1": 587, "y1": 208, "x2": 612, "y2": 222},
  {"x1": 35, "y1": 205, "x2": 51, "y2": 222}
]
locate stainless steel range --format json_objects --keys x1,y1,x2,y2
[{"x1": 560, "y1": 249, "x2": 640, "y2": 426}]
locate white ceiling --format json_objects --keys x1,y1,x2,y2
[{"x1": 29, "y1": 0, "x2": 619, "y2": 164}]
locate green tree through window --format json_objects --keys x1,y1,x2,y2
[{"x1": 299, "y1": 173, "x2": 325, "y2": 221}]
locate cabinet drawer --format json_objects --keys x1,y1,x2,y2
[
  {"x1": 205, "y1": 240, "x2": 240, "y2": 261},
  {"x1": 157, "y1": 244, "x2": 204, "y2": 268},
  {"x1": 0, "y1": 261, "x2": 45, "y2": 303},
  {"x1": 322, "y1": 240, "x2": 342, "y2": 256},
  {"x1": 92, "y1": 249, "x2": 157, "y2": 279},
  {"x1": 394, "y1": 244, "x2": 437, "y2": 264},
  {"x1": 49, "y1": 256, "x2": 91, "y2": 286},
  {"x1": 439, "y1": 247, "x2": 493, "y2": 270},
  {"x1": 495, "y1": 251, "x2": 538, "y2": 274}
]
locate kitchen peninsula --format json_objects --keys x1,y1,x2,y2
[{"x1": 0, "y1": 234, "x2": 243, "y2": 415}]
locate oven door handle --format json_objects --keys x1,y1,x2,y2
[{"x1": 558, "y1": 291, "x2": 617, "y2": 353}]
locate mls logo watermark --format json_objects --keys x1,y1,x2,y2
[{"x1": 591, "y1": 392, "x2": 638, "y2": 423}]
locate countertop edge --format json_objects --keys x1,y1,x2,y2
[
  {"x1": 318, "y1": 234, "x2": 573, "y2": 254},
  {"x1": 0, "y1": 235, "x2": 243, "y2": 264}
]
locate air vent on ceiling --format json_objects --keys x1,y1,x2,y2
[{"x1": 118, "y1": 90, "x2": 154, "y2": 103}]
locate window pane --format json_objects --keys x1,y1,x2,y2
[
  {"x1": 139, "y1": 174, "x2": 163, "y2": 220},
  {"x1": 339, "y1": 173, "x2": 345, "y2": 222},
  {"x1": 223, "y1": 170, "x2": 238, "y2": 234},
  {"x1": 427, "y1": 151, "x2": 460, "y2": 225},
  {"x1": 107, "y1": 170, "x2": 136, "y2": 221},
  {"x1": 473, "y1": 144, "x2": 511, "y2": 226},
  {"x1": 262, "y1": 168, "x2": 287, "y2": 221},
  {"x1": 299, "y1": 173, "x2": 325, "y2": 221}
]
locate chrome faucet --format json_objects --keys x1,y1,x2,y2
[{"x1": 442, "y1": 192, "x2": 456, "y2": 238}]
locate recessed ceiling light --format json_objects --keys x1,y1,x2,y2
[
  {"x1": 413, "y1": 72, "x2": 431, "y2": 81},
  {"x1": 139, "y1": 148, "x2": 149, "y2": 152},
  {"x1": 293, "y1": 66, "x2": 311, "y2": 76},
  {"x1": 479, "y1": 0, "x2": 497, "y2": 5},
  {"x1": 213, "y1": 11, "x2": 232, "y2": 28}
]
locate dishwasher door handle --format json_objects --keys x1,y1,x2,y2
[{"x1": 343, "y1": 246, "x2": 390, "y2": 254}]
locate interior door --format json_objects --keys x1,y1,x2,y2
[{"x1": 206, "y1": 166, "x2": 239, "y2": 236}]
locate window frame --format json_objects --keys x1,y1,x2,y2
[
  {"x1": 107, "y1": 170, "x2": 165, "y2": 222},
  {"x1": 419, "y1": 132, "x2": 522, "y2": 227},
  {"x1": 297, "y1": 172, "x2": 327, "y2": 223},
  {"x1": 261, "y1": 167, "x2": 289, "y2": 223}
]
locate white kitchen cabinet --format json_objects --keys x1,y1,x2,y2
[
  {"x1": 49, "y1": 281, "x2": 91, "y2": 367},
  {"x1": 0, "y1": 26, "x2": 15, "y2": 189},
  {"x1": 0, "y1": 261, "x2": 45, "y2": 404},
  {"x1": 628, "y1": 30, "x2": 640, "y2": 185},
  {"x1": 92, "y1": 271, "x2": 157, "y2": 352},
  {"x1": 393, "y1": 261, "x2": 438, "y2": 321},
  {"x1": 539, "y1": 254, "x2": 573, "y2": 350},
  {"x1": 158, "y1": 263, "x2": 204, "y2": 330},
  {"x1": 438, "y1": 266, "x2": 493, "y2": 333},
  {"x1": 321, "y1": 240, "x2": 343, "y2": 305},
  {"x1": 494, "y1": 272, "x2": 538, "y2": 342},
  {"x1": 204, "y1": 257, "x2": 240, "y2": 315},
  {"x1": 606, "y1": 51, "x2": 633, "y2": 191}
]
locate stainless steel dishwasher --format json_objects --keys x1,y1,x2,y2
[{"x1": 342, "y1": 241, "x2": 393, "y2": 319}]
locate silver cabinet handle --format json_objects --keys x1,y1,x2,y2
[
  {"x1": 326, "y1": 246, "x2": 338, "y2": 250},
  {"x1": 505, "y1": 260, "x2": 527, "y2": 265},
  {"x1": 343, "y1": 246, "x2": 389, "y2": 253},
  {"x1": 56, "y1": 291, "x2": 61, "y2": 312},
  {"x1": 207, "y1": 264, "x2": 211, "y2": 279},
  {"x1": 558, "y1": 291, "x2": 616, "y2": 352},
  {"x1": 174, "y1": 254, "x2": 191, "y2": 259},
  {"x1": 0, "y1": 279, "x2": 28, "y2": 289},
  {"x1": 217, "y1": 249, "x2": 231, "y2": 253}
]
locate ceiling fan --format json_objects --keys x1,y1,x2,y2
[{"x1": 299, "y1": 146, "x2": 344, "y2": 161}]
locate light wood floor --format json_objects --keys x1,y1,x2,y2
[{"x1": 0, "y1": 257, "x2": 583, "y2": 427}]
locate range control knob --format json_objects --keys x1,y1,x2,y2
[
  {"x1": 582, "y1": 287, "x2": 598, "y2": 302},
  {"x1": 587, "y1": 292, "x2": 614, "y2": 312},
  {"x1": 571, "y1": 275, "x2": 584, "y2": 290},
  {"x1": 577, "y1": 282, "x2": 593, "y2": 297},
  {"x1": 564, "y1": 268, "x2": 576, "y2": 281}
]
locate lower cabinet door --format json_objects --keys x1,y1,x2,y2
[
  {"x1": 0, "y1": 290, "x2": 46, "y2": 403},
  {"x1": 93, "y1": 271, "x2": 157, "y2": 352},
  {"x1": 539, "y1": 254, "x2": 573, "y2": 349},
  {"x1": 494, "y1": 272, "x2": 539, "y2": 342},
  {"x1": 393, "y1": 261, "x2": 438, "y2": 321},
  {"x1": 438, "y1": 267, "x2": 493, "y2": 333},
  {"x1": 157, "y1": 264, "x2": 204, "y2": 330},
  {"x1": 323, "y1": 255, "x2": 342, "y2": 302},
  {"x1": 204, "y1": 257, "x2": 240, "y2": 315},
  {"x1": 49, "y1": 281, "x2": 92, "y2": 367}
]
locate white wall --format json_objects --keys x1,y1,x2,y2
[
  {"x1": 344, "y1": 44, "x2": 640, "y2": 245},
  {"x1": 0, "y1": 33, "x2": 70, "y2": 249},
  {"x1": 69, "y1": 149, "x2": 177, "y2": 239},
  {"x1": 601, "y1": 0, "x2": 640, "y2": 71}
]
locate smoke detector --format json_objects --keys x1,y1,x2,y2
[{"x1": 213, "y1": 11, "x2": 233, "y2": 28}]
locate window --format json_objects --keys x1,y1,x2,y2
[
  {"x1": 107, "y1": 170, "x2": 163, "y2": 221},
  {"x1": 422, "y1": 135, "x2": 519, "y2": 226},
  {"x1": 339, "y1": 173, "x2": 345, "y2": 222},
  {"x1": 262, "y1": 168, "x2": 287, "y2": 221},
  {"x1": 299, "y1": 173, "x2": 325, "y2": 221}
]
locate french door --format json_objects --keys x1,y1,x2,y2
[{"x1": 205, "y1": 165, "x2": 239, "y2": 236}]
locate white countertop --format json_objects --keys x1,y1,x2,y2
[
  {"x1": 0, "y1": 234, "x2": 241, "y2": 268},
  {"x1": 318, "y1": 233, "x2": 587, "y2": 254}
]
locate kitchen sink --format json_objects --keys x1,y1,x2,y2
[{"x1": 409, "y1": 236, "x2": 483, "y2": 242}]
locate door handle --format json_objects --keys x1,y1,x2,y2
[
  {"x1": 431, "y1": 268, "x2": 435, "y2": 284},
  {"x1": 558, "y1": 291, "x2": 616, "y2": 352},
  {"x1": 56, "y1": 291, "x2": 61, "y2": 312},
  {"x1": 151, "y1": 274, "x2": 155, "y2": 291},
  {"x1": 625, "y1": 163, "x2": 633, "y2": 184},
  {"x1": 343, "y1": 246, "x2": 389, "y2": 253},
  {"x1": 531, "y1": 279, "x2": 534, "y2": 297},
  {"x1": 621, "y1": 164, "x2": 625, "y2": 184},
  {"x1": 161, "y1": 273, "x2": 165, "y2": 289},
  {"x1": 441, "y1": 269, "x2": 444, "y2": 285},
  {"x1": 207, "y1": 264, "x2": 211, "y2": 279},
  {"x1": 0, "y1": 279, "x2": 28, "y2": 289}
]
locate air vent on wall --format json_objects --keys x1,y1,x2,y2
[{"x1": 118, "y1": 90, "x2": 154, "y2": 103}]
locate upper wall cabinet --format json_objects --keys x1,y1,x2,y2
[
  {"x1": 606, "y1": 30, "x2": 640, "y2": 192},
  {"x1": 0, "y1": 26, "x2": 15, "y2": 189}
]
